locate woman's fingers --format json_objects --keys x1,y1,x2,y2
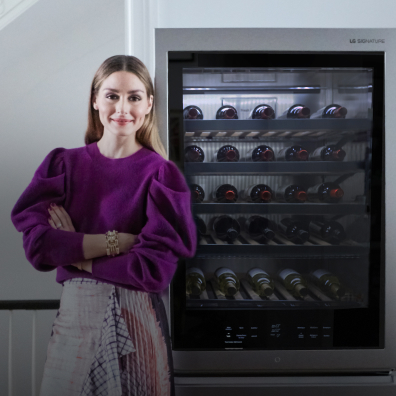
[
  {"x1": 48, "y1": 206, "x2": 61, "y2": 228},
  {"x1": 47, "y1": 204, "x2": 75, "y2": 232},
  {"x1": 48, "y1": 217, "x2": 57, "y2": 230},
  {"x1": 58, "y1": 205, "x2": 75, "y2": 231}
]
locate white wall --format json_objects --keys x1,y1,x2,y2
[
  {"x1": 158, "y1": 0, "x2": 396, "y2": 29},
  {"x1": 1, "y1": 1, "x2": 125, "y2": 393},
  {"x1": 130, "y1": 0, "x2": 396, "y2": 76},
  {"x1": 2, "y1": 0, "x2": 125, "y2": 301}
]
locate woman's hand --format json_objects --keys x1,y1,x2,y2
[
  {"x1": 47, "y1": 203, "x2": 92, "y2": 271},
  {"x1": 48, "y1": 203, "x2": 75, "y2": 232},
  {"x1": 74, "y1": 259, "x2": 93, "y2": 273},
  {"x1": 118, "y1": 233, "x2": 137, "y2": 253},
  {"x1": 47, "y1": 203, "x2": 137, "y2": 270}
]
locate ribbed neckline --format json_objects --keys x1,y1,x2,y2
[{"x1": 88, "y1": 142, "x2": 152, "y2": 163}]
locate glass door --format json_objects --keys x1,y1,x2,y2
[{"x1": 168, "y1": 52, "x2": 384, "y2": 351}]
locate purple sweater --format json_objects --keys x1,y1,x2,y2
[{"x1": 11, "y1": 142, "x2": 197, "y2": 293}]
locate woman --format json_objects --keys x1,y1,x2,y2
[{"x1": 10, "y1": 55, "x2": 197, "y2": 396}]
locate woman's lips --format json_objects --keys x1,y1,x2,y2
[{"x1": 112, "y1": 118, "x2": 132, "y2": 125}]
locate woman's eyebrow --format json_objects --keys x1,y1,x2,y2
[{"x1": 103, "y1": 88, "x2": 144, "y2": 94}]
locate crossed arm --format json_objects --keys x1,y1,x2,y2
[{"x1": 47, "y1": 203, "x2": 136, "y2": 273}]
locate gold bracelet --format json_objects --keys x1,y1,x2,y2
[{"x1": 106, "y1": 230, "x2": 120, "y2": 257}]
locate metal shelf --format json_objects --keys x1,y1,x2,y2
[
  {"x1": 184, "y1": 119, "x2": 372, "y2": 133},
  {"x1": 186, "y1": 279, "x2": 364, "y2": 310},
  {"x1": 192, "y1": 203, "x2": 368, "y2": 215},
  {"x1": 185, "y1": 161, "x2": 366, "y2": 175},
  {"x1": 194, "y1": 244, "x2": 368, "y2": 259}
]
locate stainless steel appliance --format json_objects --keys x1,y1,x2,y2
[{"x1": 155, "y1": 28, "x2": 396, "y2": 395}]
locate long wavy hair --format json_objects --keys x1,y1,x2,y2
[{"x1": 85, "y1": 55, "x2": 167, "y2": 159}]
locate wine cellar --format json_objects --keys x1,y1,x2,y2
[{"x1": 166, "y1": 51, "x2": 383, "y2": 350}]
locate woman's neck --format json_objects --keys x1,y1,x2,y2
[{"x1": 97, "y1": 135, "x2": 143, "y2": 159}]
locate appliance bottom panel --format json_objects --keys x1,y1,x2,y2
[{"x1": 175, "y1": 375, "x2": 396, "y2": 396}]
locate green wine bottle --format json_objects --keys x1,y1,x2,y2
[
  {"x1": 186, "y1": 267, "x2": 206, "y2": 296},
  {"x1": 277, "y1": 268, "x2": 308, "y2": 298},
  {"x1": 247, "y1": 267, "x2": 275, "y2": 297},
  {"x1": 214, "y1": 267, "x2": 240, "y2": 297},
  {"x1": 310, "y1": 269, "x2": 346, "y2": 299}
]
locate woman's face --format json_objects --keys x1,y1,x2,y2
[{"x1": 93, "y1": 71, "x2": 153, "y2": 140}]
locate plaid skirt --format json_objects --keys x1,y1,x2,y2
[{"x1": 39, "y1": 278, "x2": 174, "y2": 396}]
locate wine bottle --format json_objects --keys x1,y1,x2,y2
[
  {"x1": 247, "y1": 267, "x2": 275, "y2": 297},
  {"x1": 277, "y1": 218, "x2": 309, "y2": 244},
  {"x1": 213, "y1": 145, "x2": 240, "y2": 162},
  {"x1": 239, "y1": 215, "x2": 275, "y2": 242},
  {"x1": 277, "y1": 145, "x2": 309, "y2": 161},
  {"x1": 277, "y1": 268, "x2": 309, "y2": 298},
  {"x1": 307, "y1": 182, "x2": 344, "y2": 203},
  {"x1": 186, "y1": 267, "x2": 206, "y2": 296},
  {"x1": 275, "y1": 184, "x2": 307, "y2": 203},
  {"x1": 210, "y1": 215, "x2": 240, "y2": 242},
  {"x1": 216, "y1": 105, "x2": 238, "y2": 119},
  {"x1": 183, "y1": 105, "x2": 204, "y2": 119},
  {"x1": 248, "y1": 104, "x2": 275, "y2": 120},
  {"x1": 310, "y1": 269, "x2": 346, "y2": 299},
  {"x1": 241, "y1": 184, "x2": 273, "y2": 203},
  {"x1": 190, "y1": 184, "x2": 205, "y2": 203},
  {"x1": 277, "y1": 104, "x2": 310, "y2": 119},
  {"x1": 214, "y1": 267, "x2": 240, "y2": 296},
  {"x1": 310, "y1": 104, "x2": 347, "y2": 119},
  {"x1": 310, "y1": 145, "x2": 346, "y2": 161},
  {"x1": 194, "y1": 215, "x2": 207, "y2": 237},
  {"x1": 309, "y1": 220, "x2": 346, "y2": 245},
  {"x1": 185, "y1": 145, "x2": 205, "y2": 162},
  {"x1": 212, "y1": 184, "x2": 238, "y2": 203},
  {"x1": 243, "y1": 145, "x2": 275, "y2": 162}
]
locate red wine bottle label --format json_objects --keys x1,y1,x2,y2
[
  {"x1": 213, "y1": 146, "x2": 240, "y2": 162},
  {"x1": 277, "y1": 147, "x2": 309, "y2": 161},
  {"x1": 244, "y1": 146, "x2": 274, "y2": 161},
  {"x1": 310, "y1": 146, "x2": 346, "y2": 161},
  {"x1": 212, "y1": 185, "x2": 238, "y2": 202},
  {"x1": 330, "y1": 188, "x2": 344, "y2": 198},
  {"x1": 242, "y1": 184, "x2": 272, "y2": 202},
  {"x1": 311, "y1": 105, "x2": 347, "y2": 119}
]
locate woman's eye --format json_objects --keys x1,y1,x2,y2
[
  {"x1": 106, "y1": 95, "x2": 118, "y2": 100},
  {"x1": 130, "y1": 96, "x2": 141, "y2": 101}
]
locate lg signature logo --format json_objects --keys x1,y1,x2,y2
[{"x1": 350, "y1": 39, "x2": 385, "y2": 44}]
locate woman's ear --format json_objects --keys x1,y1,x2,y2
[
  {"x1": 92, "y1": 94, "x2": 98, "y2": 110},
  {"x1": 146, "y1": 95, "x2": 154, "y2": 115}
]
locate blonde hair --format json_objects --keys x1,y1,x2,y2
[{"x1": 85, "y1": 55, "x2": 167, "y2": 159}]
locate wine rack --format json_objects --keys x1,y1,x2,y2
[
  {"x1": 185, "y1": 161, "x2": 366, "y2": 175},
  {"x1": 180, "y1": 64, "x2": 375, "y2": 315},
  {"x1": 186, "y1": 277, "x2": 363, "y2": 310},
  {"x1": 184, "y1": 119, "x2": 371, "y2": 135},
  {"x1": 195, "y1": 233, "x2": 368, "y2": 259}
]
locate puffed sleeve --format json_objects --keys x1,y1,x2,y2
[
  {"x1": 10, "y1": 148, "x2": 86, "y2": 271},
  {"x1": 92, "y1": 160, "x2": 197, "y2": 293}
]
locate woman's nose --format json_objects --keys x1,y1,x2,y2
[{"x1": 116, "y1": 97, "x2": 128, "y2": 114}]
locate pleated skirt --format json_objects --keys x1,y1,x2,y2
[{"x1": 39, "y1": 278, "x2": 174, "y2": 396}]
